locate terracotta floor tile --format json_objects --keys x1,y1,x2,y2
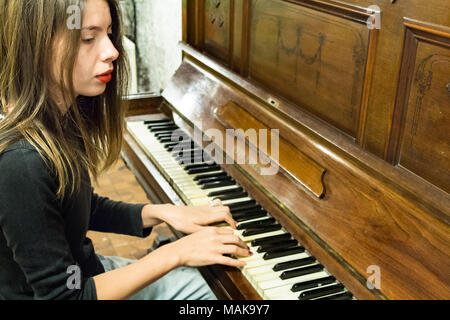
[{"x1": 89, "y1": 158, "x2": 175, "y2": 260}]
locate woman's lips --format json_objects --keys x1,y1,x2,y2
[
  {"x1": 96, "y1": 74, "x2": 112, "y2": 83},
  {"x1": 96, "y1": 69, "x2": 113, "y2": 83}
]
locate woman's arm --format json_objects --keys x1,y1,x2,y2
[
  {"x1": 93, "y1": 227, "x2": 250, "y2": 300},
  {"x1": 93, "y1": 243, "x2": 179, "y2": 300}
]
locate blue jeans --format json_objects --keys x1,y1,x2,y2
[{"x1": 97, "y1": 255, "x2": 217, "y2": 300}]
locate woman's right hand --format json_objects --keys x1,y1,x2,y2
[{"x1": 164, "y1": 227, "x2": 251, "y2": 268}]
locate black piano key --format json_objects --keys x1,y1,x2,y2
[
  {"x1": 144, "y1": 119, "x2": 173, "y2": 125},
  {"x1": 179, "y1": 158, "x2": 208, "y2": 165},
  {"x1": 149, "y1": 125, "x2": 179, "y2": 132},
  {"x1": 316, "y1": 292, "x2": 353, "y2": 300},
  {"x1": 159, "y1": 135, "x2": 190, "y2": 142},
  {"x1": 233, "y1": 210, "x2": 268, "y2": 223},
  {"x1": 155, "y1": 130, "x2": 187, "y2": 138},
  {"x1": 207, "y1": 187, "x2": 242, "y2": 197},
  {"x1": 198, "y1": 175, "x2": 232, "y2": 185},
  {"x1": 159, "y1": 137, "x2": 176, "y2": 144},
  {"x1": 157, "y1": 130, "x2": 188, "y2": 136},
  {"x1": 176, "y1": 153, "x2": 211, "y2": 162},
  {"x1": 200, "y1": 179, "x2": 235, "y2": 189},
  {"x1": 242, "y1": 224, "x2": 282, "y2": 237},
  {"x1": 180, "y1": 158, "x2": 210, "y2": 165},
  {"x1": 263, "y1": 246, "x2": 305, "y2": 260},
  {"x1": 251, "y1": 233, "x2": 292, "y2": 247},
  {"x1": 214, "y1": 191, "x2": 248, "y2": 201},
  {"x1": 168, "y1": 142, "x2": 198, "y2": 152},
  {"x1": 237, "y1": 217, "x2": 276, "y2": 230},
  {"x1": 153, "y1": 130, "x2": 179, "y2": 136},
  {"x1": 176, "y1": 153, "x2": 211, "y2": 163},
  {"x1": 228, "y1": 200, "x2": 257, "y2": 211},
  {"x1": 163, "y1": 141, "x2": 180, "y2": 148},
  {"x1": 298, "y1": 284, "x2": 345, "y2": 300},
  {"x1": 184, "y1": 162, "x2": 217, "y2": 171},
  {"x1": 230, "y1": 204, "x2": 262, "y2": 214},
  {"x1": 273, "y1": 256, "x2": 316, "y2": 272},
  {"x1": 188, "y1": 165, "x2": 222, "y2": 175},
  {"x1": 193, "y1": 172, "x2": 227, "y2": 181},
  {"x1": 256, "y1": 239, "x2": 298, "y2": 253},
  {"x1": 280, "y1": 264, "x2": 324, "y2": 280},
  {"x1": 291, "y1": 276, "x2": 336, "y2": 292},
  {"x1": 165, "y1": 140, "x2": 194, "y2": 147}
]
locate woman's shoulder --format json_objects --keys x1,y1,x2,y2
[
  {"x1": 0, "y1": 139, "x2": 47, "y2": 173},
  {"x1": 1, "y1": 139, "x2": 37, "y2": 153}
]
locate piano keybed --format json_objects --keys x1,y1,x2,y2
[{"x1": 126, "y1": 118, "x2": 354, "y2": 300}]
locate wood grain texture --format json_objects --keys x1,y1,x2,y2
[
  {"x1": 214, "y1": 100, "x2": 327, "y2": 198},
  {"x1": 387, "y1": 20, "x2": 450, "y2": 194},
  {"x1": 161, "y1": 57, "x2": 450, "y2": 299},
  {"x1": 187, "y1": 0, "x2": 450, "y2": 160}
]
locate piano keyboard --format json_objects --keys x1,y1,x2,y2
[{"x1": 127, "y1": 118, "x2": 354, "y2": 300}]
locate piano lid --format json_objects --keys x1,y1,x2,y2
[{"x1": 161, "y1": 42, "x2": 450, "y2": 299}]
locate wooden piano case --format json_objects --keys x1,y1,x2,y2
[{"x1": 121, "y1": 0, "x2": 450, "y2": 300}]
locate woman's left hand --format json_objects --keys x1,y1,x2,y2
[{"x1": 142, "y1": 199, "x2": 237, "y2": 234}]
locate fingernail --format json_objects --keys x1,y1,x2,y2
[{"x1": 248, "y1": 250, "x2": 253, "y2": 256}]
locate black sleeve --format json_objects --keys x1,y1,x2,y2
[
  {"x1": 0, "y1": 148, "x2": 97, "y2": 300},
  {"x1": 89, "y1": 190, "x2": 151, "y2": 238}
]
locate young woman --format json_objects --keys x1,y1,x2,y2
[{"x1": 0, "y1": 0, "x2": 250, "y2": 300}]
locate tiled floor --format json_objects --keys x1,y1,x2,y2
[{"x1": 88, "y1": 158, "x2": 173, "y2": 260}]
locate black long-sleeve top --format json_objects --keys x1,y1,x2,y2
[{"x1": 0, "y1": 140, "x2": 150, "y2": 299}]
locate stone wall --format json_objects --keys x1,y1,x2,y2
[{"x1": 120, "y1": 0, "x2": 182, "y2": 94}]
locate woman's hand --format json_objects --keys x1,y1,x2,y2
[
  {"x1": 163, "y1": 226, "x2": 251, "y2": 268},
  {"x1": 142, "y1": 199, "x2": 237, "y2": 234}
]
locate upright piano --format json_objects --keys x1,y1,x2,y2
[{"x1": 121, "y1": 0, "x2": 450, "y2": 300}]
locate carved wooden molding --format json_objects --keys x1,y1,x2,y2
[
  {"x1": 269, "y1": 0, "x2": 380, "y2": 144},
  {"x1": 387, "y1": 18, "x2": 450, "y2": 164},
  {"x1": 282, "y1": 0, "x2": 375, "y2": 24}
]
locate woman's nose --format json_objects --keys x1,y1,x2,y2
[{"x1": 101, "y1": 36, "x2": 119, "y2": 62}]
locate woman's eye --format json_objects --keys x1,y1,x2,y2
[{"x1": 82, "y1": 38, "x2": 94, "y2": 44}]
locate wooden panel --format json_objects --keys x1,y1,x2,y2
[
  {"x1": 388, "y1": 20, "x2": 450, "y2": 193},
  {"x1": 248, "y1": 0, "x2": 374, "y2": 139},
  {"x1": 214, "y1": 101, "x2": 326, "y2": 198},
  {"x1": 203, "y1": 0, "x2": 232, "y2": 63},
  {"x1": 124, "y1": 93, "x2": 163, "y2": 117}
]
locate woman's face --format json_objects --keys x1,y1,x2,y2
[{"x1": 73, "y1": 0, "x2": 119, "y2": 97}]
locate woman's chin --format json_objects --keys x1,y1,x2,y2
[{"x1": 77, "y1": 85, "x2": 107, "y2": 97}]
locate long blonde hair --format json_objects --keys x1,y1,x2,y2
[{"x1": 0, "y1": 0, "x2": 130, "y2": 200}]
